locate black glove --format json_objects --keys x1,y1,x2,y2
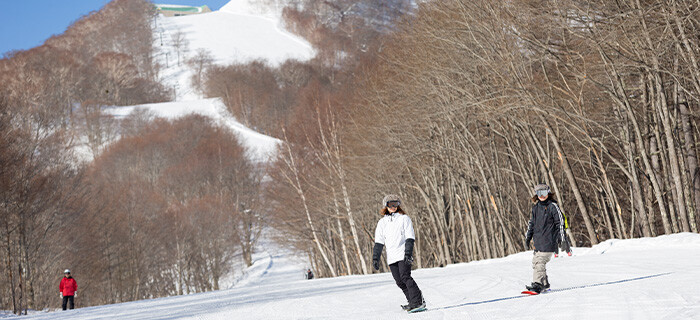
[
  {"x1": 372, "y1": 243, "x2": 384, "y2": 271},
  {"x1": 404, "y1": 254, "x2": 413, "y2": 266},
  {"x1": 404, "y1": 238, "x2": 415, "y2": 266},
  {"x1": 524, "y1": 236, "x2": 531, "y2": 249},
  {"x1": 561, "y1": 237, "x2": 572, "y2": 255}
]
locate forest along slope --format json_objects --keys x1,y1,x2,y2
[
  {"x1": 105, "y1": 98, "x2": 279, "y2": 162},
  {"x1": 18, "y1": 233, "x2": 700, "y2": 319}
]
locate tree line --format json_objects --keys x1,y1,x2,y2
[
  {"x1": 0, "y1": 0, "x2": 261, "y2": 314},
  {"x1": 256, "y1": 0, "x2": 700, "y2": 278}
]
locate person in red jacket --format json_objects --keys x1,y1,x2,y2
[{"x1": 59, "y1": 269, "x2": 77, "y2": 310}]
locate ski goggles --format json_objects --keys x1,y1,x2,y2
[
  {"x1": 536, "y1": 189, "x2": 549, "y2": 197},
  {"x1": 386, "y1": 201, "x2": 401, "y2": 208}
]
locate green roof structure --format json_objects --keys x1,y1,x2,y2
[{"x1": 154, "y1": 4, "x2": 211, "y2": 16}]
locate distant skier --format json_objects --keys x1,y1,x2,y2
[
  {"x1": 306, "y1": 269, "x2": 314, "y2": 280},
  {"x1": 372, "y1": 194, "x2": 426, "y2": 313},
  {"x1": 59, "y1": 269, "x2": 77, "y2": 310},
  {"x1": 523, "y1": 184, "x2": 571, "y2": 294}
]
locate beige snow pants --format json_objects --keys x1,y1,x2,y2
[{"x1": 532, "y1": 251, "x2": 553, "y2": 286}]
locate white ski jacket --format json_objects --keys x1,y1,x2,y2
[{"x1": 374, "y1": 212, "x2": 416, "y2": 265}]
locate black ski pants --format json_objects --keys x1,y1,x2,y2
[
  {"x1": 62, "y1": 295, "x2": 74, "y2": 310},
  {"x1": 389, "y1": 261, "x2": 422, "y2": 307}
]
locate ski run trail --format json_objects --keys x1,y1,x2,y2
[{"x1": 13, "y1": 232, "x2": 700, "y2": 319}]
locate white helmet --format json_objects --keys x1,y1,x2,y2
[{"x1": 64, "y1": 269, "x2": 71, "y2": 274}]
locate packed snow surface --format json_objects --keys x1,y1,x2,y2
[
  {"x1": 158, "y1": 10, "x2": 312, "y2": 66},
  {"x1": 18, "y1": 233, "x2": 700, "y2": 319}
]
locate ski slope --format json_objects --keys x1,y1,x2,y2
[
  {"x1": 87, "y1": 1, "x2": 308, "y2": 162},
  {"x1": 18, "y1": 233, "x2": 700, "y2": 319},
  {"x1": 155, "y1": 0, "x2": 314, "y2": 100},
  {"x1": 105, "y1": 98, "x2": 280, "y2": 162}
]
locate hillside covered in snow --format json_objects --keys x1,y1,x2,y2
[
  {"x1": 155, "y1": 0, "x2": 314, "y2": 100},
  {"x1": 101, "y1": 0, "x2": 314, "y2": 162}
]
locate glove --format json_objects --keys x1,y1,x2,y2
[
  {"x1": 60, "y1": 293, "x2": 63, "y2": 298},
  {"x1": 562, "y1": 238, "x2": 572, "y2": 256},
  {"x1": 404, "y1": 254, "x2": 413, "y2": 266},
  {"x1": 404, "y1": 238, "x2": 415, "y2": 267},
  {"x1": 372, "y1": 243, "x2": 384, "y2": 271},
  {"x1": 524, "y1": 236, "x2": 531, "y2": 249},
  {"x1": 74, "y1": 292, "x2": 77, "y2": 298}
]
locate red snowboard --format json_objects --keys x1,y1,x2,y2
[{"x1": 522, "y1": 289, "x2": 550, "y2": 295}]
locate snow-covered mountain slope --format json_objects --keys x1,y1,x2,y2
[
  {"x1": 159, "y1": 8, "x2": 311, "y2": 66},
  {"x1": 106, "y1": 98, "x2": 279, "y2": 162},
  {"x1": 95, "y1": 1, "x2": 309, "y2": 161},
  {"x1": 155, "y1": 1, "x2": 314, "y2": 100},
  {"x1": 19, "y1": 233, "x2": 700, "y2": 319}
]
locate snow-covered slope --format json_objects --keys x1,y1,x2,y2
[
  {"x1": 19, "y1": 233, "x2": 700, "y2": 319},
  {"x1": 155, "y1": 1, "x2": 313, "y2": 100},
  {"x1": 99, "y1": 1, "x2": 309, "y2": 161},
  {"x1": 159, "y1": 9, "x2": 311, "y2": 66},
  {"x1": 219, "y1": 0, "x2": 287, "y2": 20},
  {"x1": 219, "y1": 228, "x2": 308, "y2": 289},
  {"x1": 106, "y1": 98, "x2": 279, "y2": 162}
]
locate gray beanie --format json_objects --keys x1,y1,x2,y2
[
  {"x1": 533, "y1": 183, "x2": 550, "y2": 195},
  {"x1": 382, "y1": 194, "x2": 401, "y2": 206}
]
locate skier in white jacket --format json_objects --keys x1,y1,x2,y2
[{"x1": 372, "y1": 194, "x2": 425, "y2": 312}]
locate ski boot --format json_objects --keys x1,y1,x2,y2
[
  {"x1": 407, "y1": 298, "x2": 427, "y2": 313},
  {"x1": 525, "y1": 282, "x2": 544, "y2": 293}
]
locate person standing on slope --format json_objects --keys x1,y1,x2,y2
[
  {"x1": 372, "y1": 194, "x2": 426, "y2": 312},
  {"x1": 524, "y1": 184, "x2": 571, "y2": 293},
  {"x1": 59, "y1": 269, "x2": 78, "y2": 310}
]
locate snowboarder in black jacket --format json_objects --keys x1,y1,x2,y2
[{"x1": 524, "y1": 183, "x2": 571, "y2": 293}]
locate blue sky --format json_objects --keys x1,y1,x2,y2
[{"x1": 0, "y1": 0, "x2": 231, "y2": 56}]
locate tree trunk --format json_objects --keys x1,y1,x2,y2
[
  {"x1": 679, "y1": 102, "x2": 699, "y2": 232},
  {"x1": 332, "y1": 193, "x2": 352, "y2": 275},
  {"x1": 633, "y1": 0, "x2": 690, "y2": 232},
  {"x1": 280, "y1": 132, "x2": 336, "y2": 277},
  {"x1": 538, "y1": 114, "x2": 598, "y2": 244}
]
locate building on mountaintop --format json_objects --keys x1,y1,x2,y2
[{"x1": 155, "y1": 4, "x2": 211, "y2": 17}]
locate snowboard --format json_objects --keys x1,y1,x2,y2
[
  {"x1": 521, "y1": 289, "x2": 550, "y2": 295},
  {"x1": 407, "y1": 306, "x2": 427, "y2": 313}
]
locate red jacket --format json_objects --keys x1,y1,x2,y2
[{"x1": 60, "y1": 277, "x2": 77, "y2": 296}]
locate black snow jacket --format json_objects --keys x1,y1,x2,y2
[{"x1": 525, "y1": 199, "x2": 566, "y2": 253}]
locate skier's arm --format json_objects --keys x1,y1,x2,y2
[
  {"x1": 373, "y1": 243, "x2": 384, "y2": 261},
  {"x1": 524, "y1": 208, "x2": 534, "y2": 248},
  {"x1": 372, "y1": 243, "x2": 383, "y2": 270},
  {"x1": 552, "y1": 203, "x2": 571, "y2": 254},
  {"x1": 372, "y1": 220, "x2": 385, "y2": 270},
  {"x1": 403, "y1": 217, "x2": 416, "y2": 265},
  {"x1": 552, "y1": 203, "x2": 565, "y2": 244},
  {"x1": 404, "y1": 239, "x2": 415, "y2": 266},
  {"x1": 404, "y1": 239, "x2": 414, "y2": 257}
]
